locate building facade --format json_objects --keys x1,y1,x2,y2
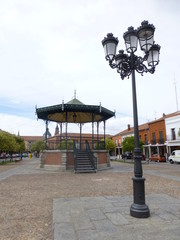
[
  {"x1": 113, "y1": 124, "x2": 133, "y2": 158},
  {"x1": 165, "y1": 112, "x2": 180, "y2": 155},
  {"x1": 21, "y1": 111, "x2": 180, "y2": 161},
  {"x1": 112, "y1": 111, "x2": 180, "y2": 160},
  {"x1": 21, "y1": 136, "x2": 44, "y2": 151},
  {"x1": 144, "y1": 116, "x2": 166, "y2": 160}
]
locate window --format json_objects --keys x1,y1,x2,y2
[
  {"x1": 171, "y1": 128, "x2": 176, "y2": 140},
  {"x1": 152, "y1": 132, "x2": 156, "y2": 144},
  {"x1": 144, "y1": 134, "x2": 147, "y2": 144},
  {"x1": 159, "y1": 131, "x2": 164, "y2": 144}
]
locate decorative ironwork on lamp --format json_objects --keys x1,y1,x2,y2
[{"x1": 102, "y1": 20, "x2": 160, "y2": 80}]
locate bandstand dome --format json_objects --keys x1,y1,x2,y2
[{"x1": 36, "y1": 97, "x2": 115, "y2": 123}]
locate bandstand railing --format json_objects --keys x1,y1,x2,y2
[
  {"x1": 85, "y1": 140, "x2": 97, "y2": 170},
  {"x1": 73, "y1": 141, "x2": 78, "y2": 171},
  {"x1": 47, "y1": 138, "x2": 106, "y2": 151}
]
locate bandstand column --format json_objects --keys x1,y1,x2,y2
[
  {"x1": 65, "y1": 112, "x2": 68, "y2": 150},
  {"x1": 59, "y1": 122, "x2": 62, "y2": 149},
  {"x1": 45, "y1": 120, "x2": 48, "y2": 149},
  {"x1": 97, "y1": 121, "x2": 99, "y2": 149},
  {"x1": 80, "y1": 123, "x2": 82, "y2": 150},
  {"x1": 104, "y1": 120, "x2": 106, "y2": 149},
  {"x1": 92, "y1": 113, "x2": 94, "y2": 149}
]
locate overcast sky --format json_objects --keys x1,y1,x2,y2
[{"x1": 0, "y1": 0, "x2": 180, "y2": 136}]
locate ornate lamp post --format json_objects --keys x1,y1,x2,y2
[{"x1": 102, "y1": 21, "x2": 160, "y2": 218}]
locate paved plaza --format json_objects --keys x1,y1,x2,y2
[
  {"x1": 53, "y1": 194, "x2": 180, "y2": 240},
  {"x1": 0, "y1": 158, "x2": 180, "y2": 239}
]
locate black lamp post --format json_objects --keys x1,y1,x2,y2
[{"x1": 102, "y1": 20, "x2": 160, "y2": 218}]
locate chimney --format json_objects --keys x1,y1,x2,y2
[
  {"x1": 163, "y1": 113, "x2": 165, "y2": 118},
  {"x1": 128, "y1": 124, "x2": 130, "y2": 131}
]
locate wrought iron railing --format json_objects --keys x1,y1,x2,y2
[
  {"x1": 73, "y1": 141, "x2": 78, "y2": 171},
  {"x1": 150, "y1": 138, "x2": 165, "y2": 145},
  {"x1": 85, "y1": 140, "x2": 97, "y2": 170},
  {"x1": 95, "y1": 140, "x2": 105, "y2": 150},
  {"x1": 47, "y1": 139, "x2": 106, "y2": 150}
]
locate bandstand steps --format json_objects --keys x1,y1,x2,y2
[{"x1": 75, "y1": 151, "x2": 96, "y2": 173}]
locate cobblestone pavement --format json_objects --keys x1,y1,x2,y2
[
  {"x1": 0, "y1": 158, "x2": 180, "y2": 239},
  {"x1": 53, "y1": 194, "x2": 180, "y2": 240},
  {"x1": 53, "y1": 161, "x2": 180, "y2": 240}
]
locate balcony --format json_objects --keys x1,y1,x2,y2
[{"x1": 150, "y1": 138, "x2": 165, "y2": 145}]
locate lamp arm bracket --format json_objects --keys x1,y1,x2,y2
[
  {"x1": 106, "y1": 53, "x2": 156, "y2": 80},
  {"x1": 105, "y1": 56, "x2": 117, "y2": 69},
  {"x1": 134, "y1": 56, "x2": 155, "y2": 75}
]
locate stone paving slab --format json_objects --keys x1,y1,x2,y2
[{"x1": 53, "y1": 194, "x2": 180, "y2": 240}]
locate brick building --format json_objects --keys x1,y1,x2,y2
[
  {"x1": 112, "y1": 123, "x2": 149, "y2": 158},
  {"x1": 145, "y1": 116, "x2": 166, "y2": 159},
  {"x1": 112, "y1": 111, "x2": 180, "y2": 160},
  {"x1": 20, "y1": 136, "x2": 44, "y2": 151}
]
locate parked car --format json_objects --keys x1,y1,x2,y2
[
  {"x1": 110, "y1": 156, "x2": 117, "y2": 161},
  {"x1": 122, "y1": 152, "x2": 145, "y2": 160},
  {"x1": 12, "y1": 153, "x2": 20, "y2": 158},
  {"x1": 122, "y1": 152, "x2": 133, "y2": 159},
  {"x1": 0, "y1": 153, "x2": 6, "y2": 159},
  {"x1": 22, "y1": 153, "x2": 28, "y2": 158},
  {"x1": 149, "y1": 154, "x2": 166, "y2": 162},
  {"x1": 168, "y1": 150, "x2": 180, "y2": 164}
]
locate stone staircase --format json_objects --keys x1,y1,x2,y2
[{"x1": 75, "y1": 150, "x2": 96, "y2": 173}]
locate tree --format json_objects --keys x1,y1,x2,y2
[
  {"x1": 105, "y1": 138, "x2": 116, "y2": 152},
  {"x1": 14, "y1": 135, "x2": 25, "y2": 152},
  {"x1": 57, "y1": 140, "x2": 73, "y2": 150},
  {"x1": 0, "y1": 131, "x2": 19, "y2": 153},
  {"x1": 96, "y1": 138, "x2": 116, "y2": 154},
  {"x1": 31, "y1": 141, "x2": 45, "y2": 154},
  {"x1": 122, "y1": 136, "x2": 144, "y2": 153}
]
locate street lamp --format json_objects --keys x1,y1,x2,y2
[{"x1": 102, "y1": 20, "x2": 160, "y2": 218}]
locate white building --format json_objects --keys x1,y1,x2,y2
[{"x1": 165, "y1": 112, "x2": 180, "y2": 155}]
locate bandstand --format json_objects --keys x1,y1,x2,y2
[{"x1": 36, "y1": 96, "x2": 115, "y2": 172}]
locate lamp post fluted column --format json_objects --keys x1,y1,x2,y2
[{"x1": 102, "y1": 20, "x2": 161, "y2": 218}]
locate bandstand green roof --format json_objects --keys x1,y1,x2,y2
[{"x1": 36, "y1": 98, "x2": 115, "y2": 123}]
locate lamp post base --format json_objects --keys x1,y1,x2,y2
[
  {"x1": 130, "y1": 176, "x2": 150, "y2": 218},
  {"x1": 130, "y1": 203, "x2": 150, "y2": 218}
]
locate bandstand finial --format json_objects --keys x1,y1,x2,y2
[{"x1": 74, "y1": 89, "x2": 76, "y2": 99}]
